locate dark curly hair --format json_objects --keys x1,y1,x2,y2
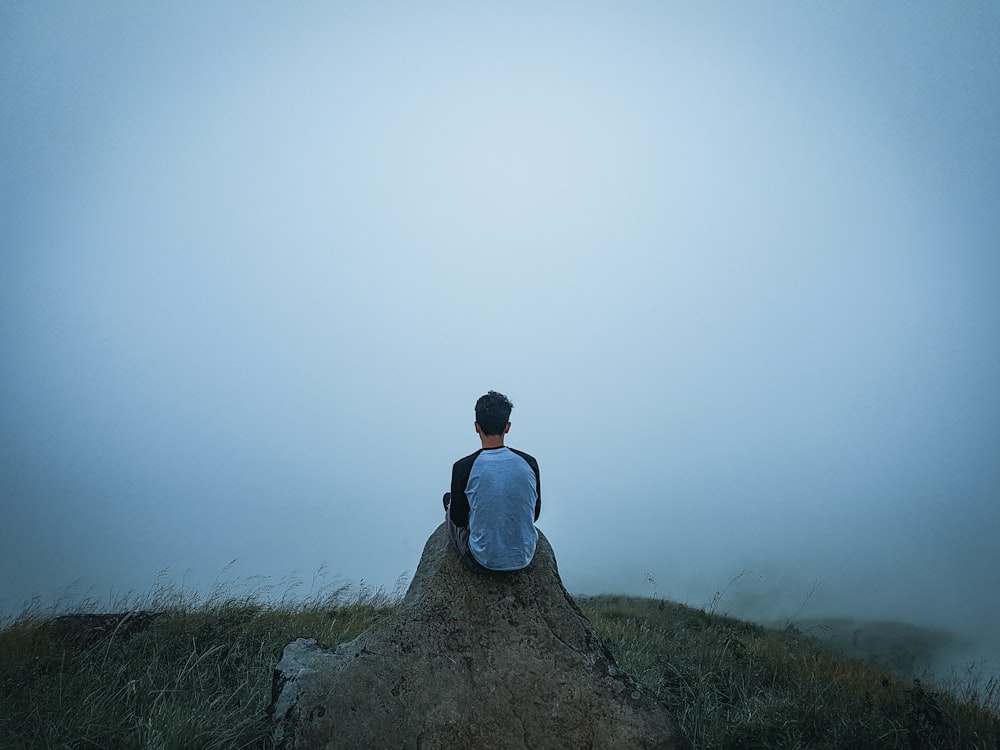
[{"x1": 475, "y1": 390, "x2": 514, "y2": 436}]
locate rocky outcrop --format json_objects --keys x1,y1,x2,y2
[{"x1": 269, "y1": 523, "x2": 690, "y2": 750}]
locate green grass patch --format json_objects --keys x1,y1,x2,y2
[
  {"x1": 580, "y1": 595, "x2": 1000, "y2": 749},
  {"x1": 0, "y1": 580, "x2": 396, "y2": 750}
]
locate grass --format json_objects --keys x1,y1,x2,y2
[
  {"x1": 0, "y1": 575, "x2": 398, "y2": 750},
  {"x1": 583, "y1": 595, "x2": 999, "y2": 749},
  {"x1": 1, "y1": 582, "x2": 997, "y2": 749}
]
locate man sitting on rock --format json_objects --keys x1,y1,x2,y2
[{"x1": 443, "y1": 390, "x2": 541, "y2": 573}]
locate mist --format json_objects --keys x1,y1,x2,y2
[{"x1": 3, "y1": 2, "x2": 998, "y2": 682}]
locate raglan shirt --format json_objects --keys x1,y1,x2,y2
[{"x1": 450, "y1": 447, "x2": 541, "y2": 571}]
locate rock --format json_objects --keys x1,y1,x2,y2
[{"x1": 269, "y1": 523, "x2": 690, "y2": 750}]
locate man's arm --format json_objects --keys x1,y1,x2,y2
[
  {"x1": 532, "y1": 461, "x2": 541, "y2": 521},
  {"x1": 449, "y1": 453, "x2": 477, "y2": 528},
  {"x1": 511, "y1": 448, "x2": 541, "y2": 521}
]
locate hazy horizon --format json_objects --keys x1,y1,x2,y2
[{"x1": 3, "y1": 2, "x2": 998, "y2": 682}]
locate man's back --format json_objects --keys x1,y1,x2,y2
[{"x1": 451, "y1": 446, "x2": 540, "y2": 571}]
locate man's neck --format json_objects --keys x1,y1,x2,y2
[{"x1": 479, "y1": 436, "x2": 505, "y2": 450}]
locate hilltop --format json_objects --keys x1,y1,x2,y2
[{"x1": 1, "y1": 587, "x2": 997, "y2": 749}]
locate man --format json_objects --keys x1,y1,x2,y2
[{"x1": 443, "y1": 390, "x2": 541, "y2": 573}]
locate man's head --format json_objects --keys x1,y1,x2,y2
[{"x1": 475, "y1": 390, "x2": 514, "y2": 436}]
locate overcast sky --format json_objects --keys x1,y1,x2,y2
[{"x1": 2, "y1": 1, "x2": 998, "y2": 675}]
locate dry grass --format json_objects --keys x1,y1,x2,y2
[
  {"x1": 1, "y1": 582, "x2": 997, "y2": 749},
  {"x1": 0, "y1": 575, "x2": 401, "y2": 750},
  {"x1": 579, "y1": 595, "x2": 1000, "y2": 749}
]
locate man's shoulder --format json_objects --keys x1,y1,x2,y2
[
  {"x1": 453, "y1": 447, "x2": 539, "y2": 472},
  {"x1": 452, "y1": 449, "x2": 483, "y2": 470},
  {"x1": 507, "y1": 447, "x2": 539, "y2": 470}
]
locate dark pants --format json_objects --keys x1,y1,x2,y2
[{"x1": 443, "y1": 493, "x2": 497, "y2": 575}]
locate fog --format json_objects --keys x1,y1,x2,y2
[{"x1": 2, "y1": 3, "x2": 998, "y2": 680}]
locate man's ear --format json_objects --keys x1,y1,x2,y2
[
  {"x1": 474, "y1": 421, "x2": 482, "y2": 435},
  {"x1": 504, "y1": 422, "x2": 511, "y2": 434}
]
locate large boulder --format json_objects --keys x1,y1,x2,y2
[{"x1": 269, "y1": 523, "x2": 690, "y2": 750}]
